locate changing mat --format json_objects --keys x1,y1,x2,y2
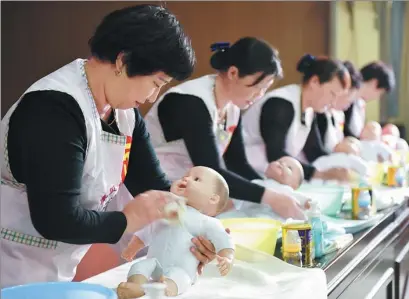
[{"x1": 84, "y1": 248, "x2": 327, "y2": 299}]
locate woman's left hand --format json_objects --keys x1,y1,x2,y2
[{"x1": 191, "y1": 228, "x2": 230, "y2": 275}]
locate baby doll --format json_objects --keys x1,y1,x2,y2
[
  {"x1": 360, "y1": 122, "x2": 393, "y2": 162},
  {"x1": 361, "y1": 121, "x2": 382, "y2": 141},
  {"x1": 312, "y1": 137, "x2": 369, "y2": 177},
  {"x1": 257, "y1": 156, "x2": 311, "y2": 209},
  {"x1": 264, "y1": 156, "x2": 304, "y2": 190},
  {"x1": 117, "y1": 166, "x2": 235, "y2": 299}
]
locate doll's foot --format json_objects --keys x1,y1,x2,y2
[{"x1": 117, "y1": 282, "x2": 145, "y2": 299}]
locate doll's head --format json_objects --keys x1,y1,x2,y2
[
  {"x1": 265, "y1": 156, "x2": 304, "y2": 190},
  {"x1": 382, "y1": 123, "x2": 400, "y2": 138},
  {"x1": 396, "y1": 138, "x2": 409, "y2": 151},
  {"x1": 170, "y1": 166, "x2": 229, "y2": 216},
  {"x1": 360, "y1": 121, "x2": 382, "y2": 141},
  {"x1": 334, "y1": 137, "x2": 361, "y2": 155}
]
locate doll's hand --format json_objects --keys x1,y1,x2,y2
[
  {"x1": 217, "y1": 255, "x2": 233, "y2": 276},
  {"x1": 193, "y1": 229, "x2": 230, "y2": 275}
]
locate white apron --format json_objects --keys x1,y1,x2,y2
[
  {"x1": 348, "y1": 99, "x2": 366, "y2": 137},
  {"x1": 324, "y1": 110, "x2": 344, "y2": 152},
  {"x1": 0, "y1": 59, "x2": 135, "y2": 288},
  {"x1": 144, "y1": 75, "x2": 241, "y2": 182},
  {"x1": 242, "y1": 84, "x2": 314, "y2": 174}
]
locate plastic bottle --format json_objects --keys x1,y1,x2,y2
[
  {"x1": 308, "y1": 201, "x2": 324, "y2": 259},
  {"x1": 282, "y1": 230, "x2": 303, "y2": 267}
]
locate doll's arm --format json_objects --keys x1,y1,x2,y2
[
  {"x1": 216, "y1": 248, "x2": 235, "y2": 276},
  {"x1": 121, "y1": 235, "x2": 146, "y2": 262},
  {"x1": 202, "y1": 218, "x2": 235, "y2": 276}
]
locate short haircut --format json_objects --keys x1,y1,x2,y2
[
  {"x1": 360, "y1": 61, "x2": 395, "y2": 92},
  {"x1": 88, "y1": 4, "x2": 195, "y2": 81}
]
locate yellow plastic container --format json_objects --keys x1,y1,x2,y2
[{"x1": 220, "y1": 218, "x2": 281, "y2": 260}]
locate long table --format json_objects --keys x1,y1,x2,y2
[
  {"x1": 322, "y1": 197, "x2": 409, "y2": 299},
  {"x1": 86, "y1": 194, "x2": 409, "y2": 299}
]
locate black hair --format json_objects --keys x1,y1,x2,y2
[
  {"x1": 88, "y1": 5, "x2": 195, "y2": 81},
  {"x1": 343, "y1": 61, "x2": 363, "y2": 89},
  {"x1": 209, "y1": 37, "x2": 283, "y2": 86},
  {"x1": 360, "y1": 61, "x2": 395, "y2": 92},
  {"x1": 297, "y1": 54, "x2": 351, "y2": 89}
]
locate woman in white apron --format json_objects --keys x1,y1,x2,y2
[
  {"x1": 0, "y1": 5, "x2": 218, "y2": 288},
  {"x1": 144, "y1": 37, "x2": 304, "y2": 221},
  {"x1": 242, "y1": 54, "x2": 351, "y2": 182},
  {"x1": 313, "y1": 61, "x2": 363, "y2": 153},
  {"x1": 344, "y1": 61, "x2": 395, "y2": 138}
]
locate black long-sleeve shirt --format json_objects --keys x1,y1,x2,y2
[
  {"x1": 157, "y1": 93, "x2": 265, "y2": 203},
  {"x1": 259, "y1": 97, "x2": 328, "y2": 180},
  {"x1": 6, "y1": 90, "x2": 171, "y2": 245},
  {"x1": 343, "y1": 102, "x2": 359, "y2": 138}
]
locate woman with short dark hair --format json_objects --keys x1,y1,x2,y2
[{"x1": 0, "y1": 4, "x2": 201, "y2": 287}]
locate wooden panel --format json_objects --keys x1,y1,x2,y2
[{"x1": 1, "y1": 1, "x2": 329, "y2": 117}]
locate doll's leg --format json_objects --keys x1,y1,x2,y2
[
  {"x1": 117, "y1": 258, "x2": 158, "y2": 299},
  {"x1": 161, "y1": 267, "x2": 192, "y2": 296}
]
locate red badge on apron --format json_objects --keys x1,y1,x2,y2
[{"x1": 121, "y1": 136, "x2": 133, "y2": 182}]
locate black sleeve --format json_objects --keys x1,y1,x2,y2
[
  {"x1": 7, "y1": 91, "x2": 127, "y2": 245},
  {"x1": 260, "y1": 97, "x2": 316, "y2": 180},
  {"x1": 158, "y1": 93, "x2": 265, "y2": 203},
  {"x1": 303, "y1": 117, "x2": 330, "y2": 163},
  {"x1": 343, "y1": 102, "x2": 359, "y2": 138},
  {"x1": 315, "y1": 113, "x2": 328, "y2": 142},
  {"x1": 124, "y1": 109, "x2": 171, "y2": 196},
  {"x1": 223, "y1": 117, "x2": 263, "y2": 181}
]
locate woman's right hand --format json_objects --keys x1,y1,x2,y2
[
  {"x1": 122, "y1": 190, "x2": 174, "y2": 234},
  {"x1": 261, "y1": 189, "x2": 306, "y2": 220},
  {"x1": 313, "y1": 168, "x2": 349, "y2": 182}
]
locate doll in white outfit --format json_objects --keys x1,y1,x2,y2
[
  {"x1": 117, "y1": 166, "x2": 235, "y2": 299},
  {"x1": 312, "y1": 137, "x2": 369, "y2": 177},
  {"x1": 360, "y1": 121, "x2": 393, "y2": 162}
]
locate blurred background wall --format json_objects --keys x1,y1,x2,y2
[{"x1": 1, "y1": 1, "x2": 329, "y2": 117}]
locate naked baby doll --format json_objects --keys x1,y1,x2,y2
[
  {"x1": 312, "y1": 137, "x2": 369, "y2": 177},
  {"x1": 360, "y1": 121, "x2": 393, "y2": 162},
  {"x1": 259, "y1": 156, "x2": 312, "y2": 209},
  {"x1": 117, "y1": 166, "x2": 235, "y2": 299},
  {"x1": 264, "y1": 156, "x2": 304, "y2": 190}
]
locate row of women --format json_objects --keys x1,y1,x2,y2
[{"x1": 0, "y1": 4, "x2": 396, "y2": 288}]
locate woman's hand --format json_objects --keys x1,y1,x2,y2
[
  {"x1": 191, "y1": 229, "x2": 231, "y2": 275},
  {"x1": 262, "y1": 189, "x2": 306, "y2": 220},
  {"x1": 122, "y1": 190, "x2": 175, "y2": 234}
]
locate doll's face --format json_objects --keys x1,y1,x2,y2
[
  {"x1": 266, "y1": 156, "x2": 304, "y2": 189},
  {"x1": 334, "y1": 139, "x2": 361, "y2": 156},
  {"x1": 170, "y1": 166, "x2": 226, "y2": 216},
  {"x1": 361, "y1": 122, "x2": 382, "y2": 141}
]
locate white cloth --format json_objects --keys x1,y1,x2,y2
[
  {"x1": 144, "y1": 75, "x2": 241, "y2": 181},
  {"x1": 312, "y1": 153, "x2": 369, "y2": 176},
  {"x1": 0, "y1": 59, "x2": 135, "y2": 288},
  {"x1": 242, "y1": 84, "x2": 314, "y2": 175},
  {"x1": 85, "y1": 251, "x2": 327, "y2": 299},
  {"x1": 129, "y1": 206, "x2": 234, "y2": 295},
  {"x1": 360, "y1": 140, "x2": 393, "y2": 162},
  {"x1": 348, "y1": 98, "x2": 366, "y2": 137}
]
